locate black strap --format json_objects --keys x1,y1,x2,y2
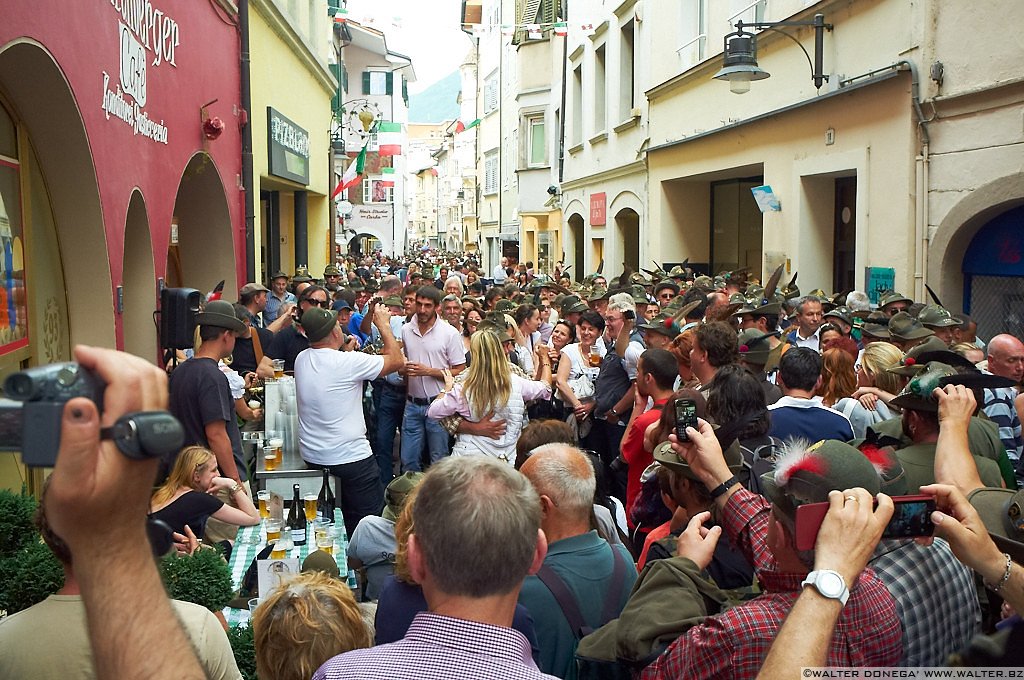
[{"x1": 535, "y1": 544, "x2": 628, "y2": 639}]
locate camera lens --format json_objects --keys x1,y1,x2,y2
[{"x1": 4, "y1": 374, "x2": 36, "y2": 400}]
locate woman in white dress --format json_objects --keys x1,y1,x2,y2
[
  {"x1": 555, "y1": 309, "x2": 607, "y2": 422},
  {"x1": 427, "y1": 328, "x2": 552, "y2": 465}
]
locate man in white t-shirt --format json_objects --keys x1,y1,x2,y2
[{"x1": 296, "y1": 303, "x2": 404, "y2": 535}]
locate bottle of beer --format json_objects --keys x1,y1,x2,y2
[
  {"x1": 288, "y1": 484, "x2": 307, "y2": 546},
  {"x1": 317, "y1": 469, "x2": 335, "y2": 522}
]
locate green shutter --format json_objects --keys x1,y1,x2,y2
[
  {"x1": 362, "y1": 71, "x2": 371, "y2": 95},
  {"x1": 402, "y1": 77, "x2": 409, "y2": 106},
  {"x1": 327, "y1": 0, "x2": 342, "y2": 14},
  {"x1": 330, "y1": 63, "x2": 343, "y2": 115},
  {"x1": 385, "y1": 72, "x2": 394, "y2": 95},
  {"x1": 342, "y1": 64, "x2": 349, "y2": 92}
]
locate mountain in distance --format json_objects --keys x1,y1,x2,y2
[{"x1": 408, "y1": 71, "x2": 461, "y2": 124}]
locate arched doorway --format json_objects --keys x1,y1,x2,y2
[
  {"x1": 0, "y1": 40, "x2": 112, "y2": 351},
  {"x1": 122, "y1": 190, "x2": 156, "y2": 360},
  {"x1": 167, "y1": 153, "x2": 237, "y2": 299},
  {"x1": 962, "y1": 204, "x2": 1024, "y2": 341},
  {"x1": 614, "y1": 208, "x2": 640, "y2": 276},
  {"x1": 567, "y1": 212, "x2": 584, "y2": 282}
]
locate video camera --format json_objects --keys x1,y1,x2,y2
[{"x1": 0, "y1": 362, "x2": 183, "y2": 467}]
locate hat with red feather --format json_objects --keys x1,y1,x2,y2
[{"x1": 760, "y1": 439, "x2": 883, "y2": 528}]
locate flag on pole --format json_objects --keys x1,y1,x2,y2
[
  {"x1": 527, "y1": 24, "x2": 542, "y2": 40},
  {"x1": 332, "y1": 142, "x2": 367, "y2": 198},
  {"x1": 553, "y1": 21, "x2": 568, "y2": 37},
  {"x1": 377, "y1": 122, "x2": 403, "y2": 156},
  {"x1": 380, "y1": 166, "x2": 396, "y2": 188},
  {"x1": 454, "y1": 118, "x2": 481, "y2": 134},
  {"x1": 333, "y1": 8, "x2": 348, "y2": 23}
]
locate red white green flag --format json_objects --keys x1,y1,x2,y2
[
  {"x1": 553, "y1": 22, "x2": 568, "y2": 37},
  {"x1": 331, "y1": 142, "x2": 367, "y2": 198},
  {"x1": 379, "y1": 166, "x2": 396, "y2": 188},
  {"x1": 377, "y1": 122, "x2": 403, "y2": 156},
  {"x1": 454, "y1": 118, "x2": 480, "y2": 133}
]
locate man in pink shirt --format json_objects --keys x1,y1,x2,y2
[{"x1": 400, "y1": 286, "x2": 467, "y2": 471}]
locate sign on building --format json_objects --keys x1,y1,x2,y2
[{"x1": 268, "y1": 107, "x2": 310, "y2": 185}]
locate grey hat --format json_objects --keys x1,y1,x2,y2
[
  {"x1": 888, "y1": 312, "x2": 934, "y2": 341},
  {"x1": 878, "y1": 291, "x2": 913, "y2": 309},
  {"x1": 239, "y1": 282, "x2": 269, "y2": 297},
  {"x1": 197, "y1": 300, "x2": 246, "y2": 333},
  {"x1": 917, "y1": 304, "x2": 959, "y2": 328},
  {"x1": 653, "y1": 439, "x2": 743, "y2": 481},
  {"x1": 300, "y1": 307, "x2": 339, "y2": 343},
  {"x1": 967, "y1": 487, "x2": 1024, "y2": 565}
]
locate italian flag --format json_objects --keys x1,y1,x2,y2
[
  {"x1": 380, "y1": 166, "x2": 396, "y2": 188},
  {"x1": 333, "y1": 8, "x2": 348, "y2": 23},
  {"x1": 553, "y1": 22, "x2": 568, "y2": 37},
  {"x1": 377, "y1": 122, "x2": 403, "y2": 156},
  {"x1": 454, "y1": 118, "x2": 480, "y2": 133},
  {"x1": 331, "y1": 142, "x2": 367, "y2": 198}
]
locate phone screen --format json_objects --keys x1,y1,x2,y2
[
  {"x1": 881, "y1": 498, "x2": 936, "y2": 539},
  {"x1": 674, "y1": 399, "x2": 698, "y2": 442}
]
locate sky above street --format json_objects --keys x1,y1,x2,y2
[{"x1": 345, "y1": 0, "x2": 473, "y2": 93}]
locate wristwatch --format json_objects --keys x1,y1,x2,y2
[{"x1": 801, "y1": 570, "x2": 849, "y2": 606}]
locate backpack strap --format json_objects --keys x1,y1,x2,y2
[
  {"x1": 535, "y1": 544, "x2": 629, "y2": 639},
  {"x1": 536, "y1": 564, "x2": 591, "y2": 639}
]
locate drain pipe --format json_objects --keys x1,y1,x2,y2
[
  {"x1": 898, "y1": 59, "x2": 931, "y2": 302},
  {"x1": 239, "y1": 0, "x2": 256, "y2": 283}
]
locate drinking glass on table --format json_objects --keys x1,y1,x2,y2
[
  {"x1": 272, "y1": 359, "x2": 285, "y2": 379},
  {"x1": 265, "y1": 519, "x2": 283, "y2": 544},
  {"x1": 257, "y1": 490, "x2": 271, "y2": 520},
  {"x1": 263, "y1": 445, "x2": 277, "y2": 472},
  {"x1": 271, "y1": 534, "x2": 293, "y2": 559},
  {"x1": 269, "y1": 438, "x2": 284, "y2": 466},
  {"x1": 304, "y1": 494, "x2": 318, "y2": 522},
  {"x1": 316, "y1": 534, "x2": 334, "y2": 555}
]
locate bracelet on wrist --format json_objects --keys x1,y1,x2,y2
[
  {"x1": 230, "y1": 483, "x2": 244, "y2": 495},
  {"x1": 985, "y1": 552, "x2": 1013, "y2": 593}
]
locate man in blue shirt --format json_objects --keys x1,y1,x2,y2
[{"x1": 768, "y1": 347, "x2": 854, "y2": 443}]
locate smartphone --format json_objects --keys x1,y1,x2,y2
[
  {"x1": 674, "y1": 399, "x2": 698, "y2": 442},
  {"x1": 794, "y1": 494, "x2": 936, "y2": 551}
]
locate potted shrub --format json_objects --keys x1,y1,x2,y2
[
  {"x1": 0, "y1": 488, "x2": 39, "y2": 558},
  {"x1": 226, "y1": 624, "x2": 257, "y2": 680},
  {"x1": 0, "y1": 539, "x2": 64, "y2": 614},
  {"x1": 159, "y1": 547, "x2": 235, "y2": 628}
]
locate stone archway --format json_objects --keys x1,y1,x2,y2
[
  {"x1": 122, "y1": 190, "x2": 156, "y2": 360},
  {"x1": 928, "y1": 172, "x2": 1024, "y2": 314},
  {"x1": 566, "y1": 212, "x2": 585, "y2": 282},
  {"x1": 614, "y1": 207, "x2": 641, "y2": 278},
  {"x1": 0, "y1": 39, "x2": 113, "y2": 349},
  {"x1": 168, "y1": 152, "x2": 237, "y2": 299}
]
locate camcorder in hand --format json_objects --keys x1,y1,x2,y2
[{"x1": 0, "y1": 362, "x2": 184, "y2": 467}]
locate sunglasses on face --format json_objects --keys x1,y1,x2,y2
[{"x1": 306, "y1": 298, "x2": 330, "y2": 307}]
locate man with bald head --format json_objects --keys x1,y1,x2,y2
[
  {"x1": 982, "y1": 333, "x2": 1024, "y2": 477},
  {"x1": 517, "y1": 444, "x2": 637, "y2": 679}
]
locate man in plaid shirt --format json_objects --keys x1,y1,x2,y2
[
  {"x1": 641, "y1": 427, "x2": 902, "y2": 679},
  {"x1": 314, "y1": 456, "x2": 557, "y2": 680}
]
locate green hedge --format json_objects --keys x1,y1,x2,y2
[
  {"x1": 159, "y1": 547, "x2": 235, "y2": 613},
  {"x1": 226, "y1": 624, "x2": 257, "y2": 680}
]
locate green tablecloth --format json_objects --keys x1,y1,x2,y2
[{"x1": 223, "y1": 509, "x2": 356, "y2": 627}]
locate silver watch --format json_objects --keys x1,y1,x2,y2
[{"x1": 801, "y1": 569, "x2": 849, "y2": 606}]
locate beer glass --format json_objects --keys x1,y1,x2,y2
[
  {"x1": 304, "y1": 494, "x2": 318, "y2": 522},
  {"x1": 316, "y1": 535, "x2": 334, "y2": 555},
  {"x1": 263, "y1": 445, "x2": 277, "y2": 472},
  {"x1": 269, "y1": 438, "x2": 284, "y2": 466},
  {"x1": 589, "y1": 351, "x2": 602, "y2": 367},
  {"x1": 257, "y1": 490, "x2": 271, "y2": 520},
  {"x1": 272, "y1": 359, "x2": 285, "y2": 379},
  {"x1": 265, "y1": 520, "x2": 282, "y2": 544}
]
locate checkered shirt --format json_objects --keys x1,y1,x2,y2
[
  {"x1": 870, "y1": 537, "x2": 981, "y2": 667},
  {"x1": 640, "y1": 489, "x2": 902, "y2": 680},
  {"x1": 313, "y1": 612, "x2": 558, "y2": 680}
]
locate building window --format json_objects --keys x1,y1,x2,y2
[
  {"x1": 524, "y1": 114, "x2": 546, "y2": 167},
  {"x1": 362, "y1": 179, "x2": 394, "y2": 204},
  {"x1": 729, "y1": 0, "x2": 767, "y2": 25},
  {"x1": 484, "y1": 71, "x2": 499, "y2": 114},
  {"x1": 484, "y1": 151, "x2": 498, "y2": 195},
  {"x1": 619, "y1": 20, "x2": 635, "y2": 121},
  {"x1": 364, "y1": 71, "x2": 391, "y2": 96},
  {"x1": 679, "y1": 0, "x2": 707, "y2": 70},
  {"x1": 571, "y1": 64, "x2": 582, "y2": 146},
  {"x1": 594, "y1": 44, "x2": 607, "y2": 133}
]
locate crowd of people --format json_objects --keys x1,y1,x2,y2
[{"x1": 4, "y1": 249, "x2": 1024, "y2": 679}]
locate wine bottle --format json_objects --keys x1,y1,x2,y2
[
  {"x1": 288, "y1": 484, "x2": 307, "y2": 545},
  {"x1": 317, "y1": 469, "x2": 335, "y2": 522}
]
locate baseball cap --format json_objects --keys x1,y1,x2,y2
[{"x1": 331, "y1": 299, "x2": 353, "y2": 312}]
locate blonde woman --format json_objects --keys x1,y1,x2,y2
[
  {"x1": 836, "y1": 341, "x2": 905, "y2": 437},
  {"x1": 150, "y1": 446, "x2": 259, "y2": 541},
  {"x1": 254, "y1": 571, "x2": 371, "y2": 680},
  {"x1": 427, "y1": 329, "x2": 551, "y2": 464}
]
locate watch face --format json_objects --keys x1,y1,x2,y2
[{"x1": 817, "y1": 571, "x2": 845, "y2": 598}]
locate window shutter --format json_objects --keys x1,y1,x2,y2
[
  {"x1": 342, "y1": 64, "x2": 349, "y2": 92},
  {"x1": 385, "y1": 73, "x2": 394, "y2": 95},
  {"x1": 330, "y1": 64, "x2": 343, "y2": 114},
  {"x1": 362, "y1": 71, "x2": 371, "y2": 95},
  {"x1": 402, "y1": 77, "x2": 409, "y2": 105}
]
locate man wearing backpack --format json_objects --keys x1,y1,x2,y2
[{"x1": 518, "y1": 444, "x2": 638, "y2": 679}]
